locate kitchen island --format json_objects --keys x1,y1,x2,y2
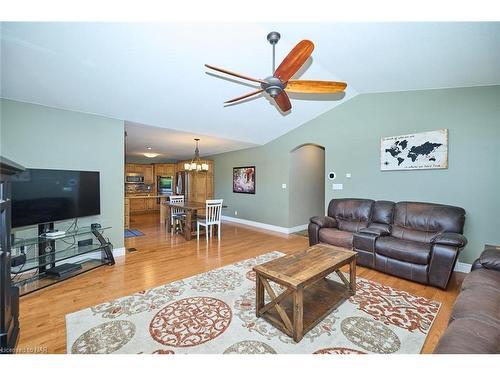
[{"x1": 124, "y1": 194, "x2": 171, "y2": 228}]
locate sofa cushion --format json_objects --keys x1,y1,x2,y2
[
  {"x1": 371, "y1": 200, "x2": 395, "y2": 225},
  {"x1": 327, "y1": 198, "x2": 373, "y2": 233},
  {"x1": 461, "y1": 268, "x2": 500, "y2": 291},
  {"x1": 450, "y1": 287, "x2": 500, "y2": 329},
  {"x1": 319, "y1": 228, "x2": 353, "y2": 249},
  {"x1": 375, "y1": 237, "x2": 431, "y2": 265},
  {"x1": 479, "y1": 247, "x2": 500, "y2": 271},
  {"x1": 391, "y1": 201, "x2": 466, "y2": 243},
  {"x1": 327, "y1": 198, "x2": 374, "y2": 220},
  {"x1": 337, "y1": 220, "x2": 369, "y2": 233},
  {"x1": 434, "y1": 318, "x2": 500, "y2": 354},
  {"x1": 374, "y1": 253, "x2": 428, "y2": 284}
]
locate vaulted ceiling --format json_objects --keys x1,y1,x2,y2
[{"x1": 1, "y1": 22, "x2": 499, "y2": 159}]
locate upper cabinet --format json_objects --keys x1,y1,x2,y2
[
  {"x1": 154, "y1": 163, "x2": 176, "y2": 177},
  {"x1": 125, "y1": 163, "x2": 154, "y2": 184}
]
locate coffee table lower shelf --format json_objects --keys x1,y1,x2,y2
[{"x1": 257, "y1": 277, "x2": 352, "y2": 341}]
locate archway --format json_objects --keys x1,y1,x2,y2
[{"x1": 289, "y1": 143, "x2": 325, "y2": 229}]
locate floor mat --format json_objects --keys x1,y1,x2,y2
[{"x1": 124, "y1": 229, "x2": 145, "y2": 238}]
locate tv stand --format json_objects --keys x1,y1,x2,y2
[{"x1": 10, "y1": 224, "x2": 115, "y2": 296}]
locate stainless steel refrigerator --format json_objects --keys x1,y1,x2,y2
[{"x1": 175, "y1": 171, "x2": 190, "y2": 198}]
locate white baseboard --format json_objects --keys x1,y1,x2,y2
[
  {"x1": 112, "y1": 247, "x2": 126, "y2": 258},
  {"x1": 221, "y1": 216, "x2": 307, "y2": 235},
  {"x1": 454, "y1": 261, "x2": 471, "y2": 273}
]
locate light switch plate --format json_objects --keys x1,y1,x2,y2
[
  {"x1": 332, "y1": 183, "x2": 343, "y2": 190},
  {"x1": 346, "y1": 173, "x2": 351, "y2": 178},
  {"x1": 282, "y1": 184, "x2": 287, "y2": 189}
]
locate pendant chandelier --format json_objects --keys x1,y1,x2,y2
[{"x1": 184, "y1": 138, "x2": 209, "y2": 172}]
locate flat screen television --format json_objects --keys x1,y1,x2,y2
[{"x1": 11, "y1": 168, "x2": 100, "y2": 228}]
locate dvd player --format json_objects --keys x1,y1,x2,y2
[
  {"x1": 45, "y1": 263, "x2": 82, "y2": 278},
  {"x1": 41, "y1": 230, "x2": 66, "y2": 238}
]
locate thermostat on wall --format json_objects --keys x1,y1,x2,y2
[{"x1": 328, "y1": 171, "x2": 336, "y2": 180}]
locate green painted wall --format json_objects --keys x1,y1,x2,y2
[
  {"x1": 212, "y1": 86, "x2": 500, "y2": 264},
  {"x1": 289, "y1": 144, "x2": 325, "y2": 227},
  {"x1": 0, "y1": 99, "x2": 125, "y2": 249}
]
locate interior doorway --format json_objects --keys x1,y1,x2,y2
[{"x1": 289, "y1": 144, "x2": 326, "y2": 229}]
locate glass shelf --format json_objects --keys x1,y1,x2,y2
[
  {"x1": 12, "y1": 226, "x2": 111, "y2": 248},
  {"x1": 10, "y1": 224, "x2": 114, "y2": 296},
  {"x1": 10, "y1": 243, "x2": 106, "y2": 274},
  {"x1": 12, "y1": 258, "x2": 109, "y2": 296}
]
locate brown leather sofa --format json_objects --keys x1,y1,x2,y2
[
  {"x1": 308, "y1": 198, "x2": 467, "y2": 289},
  {"x1": 434, "y1": 246, "x2": 500, "y2": 353}
]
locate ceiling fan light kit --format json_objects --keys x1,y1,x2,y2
[{"x1": 205, "y1": 31, "x2": 347, "y2": 113}]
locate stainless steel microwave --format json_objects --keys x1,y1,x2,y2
[{"x1": 126, "y1": 173, "x2": 144, "y2": 184}]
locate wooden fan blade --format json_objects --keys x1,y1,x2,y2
[
  {"x1": 273, "y1": 91, "x2": 292, "y2": 112},
  {"x1": 205, "y1": 64, "x2": 267, "y2": 85},
  {"x1": 224, "y1": 89, "x2": 264, "y2": 104},
  {"x1": 274, "y1": 40, "x2": 314, "y2": 82},
  {"x1": 285, "y1": 80, "x2": 347, "y2": 94}
]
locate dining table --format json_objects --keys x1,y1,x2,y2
[{"x1": 163, "y1": 200, "x2": 227, "y2": 241}]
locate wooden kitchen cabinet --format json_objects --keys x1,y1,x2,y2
[
  {"x1": 124, "y1": 198, "x2": 130, "y2": 229},
  {"x1": 125, "y1": 163, "x2": 135, "y2": 174},
  {"x1": 143, "y1": 165, "x2": 154, "y2": 184},
  {"x1": 130, "y1": 198, "x2": 146, "y2": 212},
  {"x1": 125, "y1": 163, "x2": 154, "y2": 183},
  {"x1": 147, "y1": 198, "x2": 155, "y2": 210},
  {"x1": 154, "y1": 163, "x2": 176, "y2": 176}
]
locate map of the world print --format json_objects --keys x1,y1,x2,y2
[{"x1": 380, "y1": 129, "x2": 448, "y2": 171}]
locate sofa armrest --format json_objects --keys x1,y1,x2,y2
[
  {"x1": 428, "y1": 243, "x2": 460, "y2": 289},
  {"x1": 478, "y1": 247, "x2": 500, "y2": 271},
  {"x1": 310, "y1": 216, "x2": 337, "y2": 229},
  {"x1": 432, "y1": 232, "x2": 467, "y2": 248},
  {"x1": 359, "y1": 227, "x2": 390, "y2": 236}
]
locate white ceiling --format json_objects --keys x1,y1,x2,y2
[
  {"x1": 125, "y1": 121, "x2": 257, "y2": 161},
  {"x1": 1, "y1": 22, "x2": 499, "y2": 159}
]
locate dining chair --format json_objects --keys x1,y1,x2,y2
[
  {"x1": 197, "y1": 199, "x2": 223, "y2": 242},
  {"x1": 169, "y1": 195, "x2": 185, "y2": 233}
]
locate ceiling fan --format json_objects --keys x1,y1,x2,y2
[{"x1": 205, "y1": 31, "x2": 347, "y2": 113}]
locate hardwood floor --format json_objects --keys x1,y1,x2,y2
[{"x1": 17, "y1": 212, "x2": 465, "y2": 354}]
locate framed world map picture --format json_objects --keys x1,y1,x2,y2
[{"x1": 381, "y1": 129, "x2": 448, "y2": 171}]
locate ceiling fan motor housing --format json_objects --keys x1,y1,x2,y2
[
  {"x1": 266, "y1": 31, "x2": 281, "y2": 45},
  {"x1": 261, "y1": 76, "x2": 284, "y2": 97}
]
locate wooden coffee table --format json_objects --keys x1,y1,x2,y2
[{"x1": 253, "y1": 244, "x2": 357, "y2": 342}]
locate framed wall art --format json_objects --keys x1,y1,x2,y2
[
  {"x1": 381, "y1": 129, "x2": 448, "y2": 171},
  {"x1": 233, "y1": 166, "x2": 255, "y2": 194}
]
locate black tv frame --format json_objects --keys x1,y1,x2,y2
[{"x1": 11, "y1": 168, "x2": 101, "y2": 229}]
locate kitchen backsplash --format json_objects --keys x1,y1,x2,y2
[{"x1": 125, "y1": 183, "x2": 153, "y2": 193}]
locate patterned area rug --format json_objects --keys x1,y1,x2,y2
[{"x1": 66, "y1": 252, "x2": 440, "y2": 354}]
